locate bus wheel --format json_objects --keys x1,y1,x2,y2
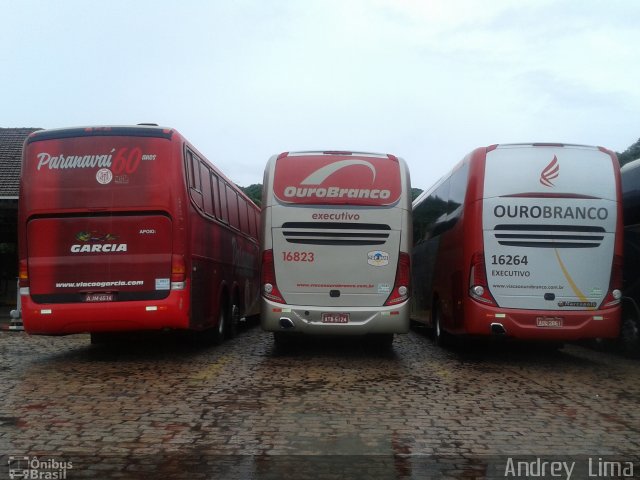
[
  {"x1": 213, "y1": 305, "x2": 226, "y2": 345},
  {"x1": 433, "y1": 305, "x2": 451, "y2": 347},
  {"x1": 619, "y1": 312, "x2": 640, "y2": 357},
  {"x1": 228, "y1": 303, "x2": 240, "y2": 339}
]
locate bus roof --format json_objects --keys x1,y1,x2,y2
[
  {"x1": 495, "y1": 143, "x2": 603, "y2": 150},
  {"x1": 27, "y1": 125, "x2": 174, "y2": 144},
  {"x1": 279, "y1": 151, "x2": 398, "y2": 160},
  {"x1": 621, "y1": 158, "x2": 640, "y2": 174}
]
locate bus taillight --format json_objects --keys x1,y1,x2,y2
[
  {"x1": 171, "y1": 254, "x2": 186, "y2": 282},
  {"x1": 469, "y1": 252, "x2": 497, "y2": 306},
  {"x1": 384, "y1": 252, "x2": 411, "y2": 306},
  {"x1": 18, "y1": 259, "x2": 29, "y2": 288},
  {"x1": 262, "y1": 249, "x2": 286, "y2": 304},
  {"x1": 602, "y1": 254, "x2": 623, "y2": 308}
]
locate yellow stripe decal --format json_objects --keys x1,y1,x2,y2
[{"x1": 554, "y1": 249, "x2": 588, "y2": 302}]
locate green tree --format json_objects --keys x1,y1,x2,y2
[
  {"x1": 618, "y1": 138, "x2": 640, "y2": 167},
  {"x1": 239, "y1": 184, "x2": 263, "y2": 206}
]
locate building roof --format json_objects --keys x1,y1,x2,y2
[{"x1": 0, "y1": 128, "x2": 41, "y2": 198}]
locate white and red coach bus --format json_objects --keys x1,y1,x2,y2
[
  {"x1": 411, "y1": 143, "x2": 623, "y2": 345},
  {"x1": 260, "y1": 151, "x2": 412, "y2": 346},
  {"x1": 18, "y1": 125, "x2": 260, "y2": 343}
]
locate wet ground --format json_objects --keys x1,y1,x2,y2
[{"x1": 1, "y1": 322, "x2": 639, "y2": 479}]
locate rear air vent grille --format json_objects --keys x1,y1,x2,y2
[
  {"x1": 282, "y1": 222, "x2": 391, "y2": 246},
  {"x1": 493, "y1": 224, "x2": 605, "y2": 248}
]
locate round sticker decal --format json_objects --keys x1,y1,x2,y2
[{"x1": 96, "y1": 168, "x2": 113, "y2": 185}]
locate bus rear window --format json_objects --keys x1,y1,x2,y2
[{"x1": 23, "y1": 135, "x2": 172, "y2": 210}]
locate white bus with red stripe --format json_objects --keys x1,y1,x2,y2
[
  {"x1": 411, "y1": 143, "x2": 623, "y2": 345},
  {"x1": 260, "y1": 151, "x2": 412, "y2": 346}
]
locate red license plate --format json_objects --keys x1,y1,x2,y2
[
  {"x1": 322, "y1": 313, "x2": 350, "y2": 324},
  {"x1": 85, "y1": 293, "x2": 114, "y2": 302},
  {"x1": 536, "y1": 317, "x2": 563, "y2": 328}
]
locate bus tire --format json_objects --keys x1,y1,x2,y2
[
  {"x1": 228, "y1": 303, "x2": 240, "y2": 339},
  {"x1": 213, "y1": 303, "x2": 227, "y2": 345},
  {"x1": 433, "y1": 304, "x2": 451, "y2": 347},
  {"x1": 619, "y1": 309, "x2": 640, "y2": 357}
]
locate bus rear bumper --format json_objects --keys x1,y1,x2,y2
[
  {"x1": 260, "y1": 298, "x2": 410, "y2": 335},
  {"x1": 20, "y1": 290, "x2": 190, "y2": 335},
  {"x1": 464, "y1": 304, "x2": 621, "y2": 341}
]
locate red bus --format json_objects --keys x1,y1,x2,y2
[
  {"x1": 18, "y1": 125, "x2": 260, "y2": 343},
  {"x1": 411, "y1": 143, "x2": 623, "y2": 345},
  {"x1": 620, "y1": 158, "x2": 640, "y2": 354}
]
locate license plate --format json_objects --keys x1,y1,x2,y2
[
  {"x1": 85, "y1": 293, "x2": 114, "y2": 302},
  {"x1": 536, "y1": 317, "x2": 563, "y2": 328},
  {"x1": 322, "y1": 313, "x2": 350, "y2": 324}
]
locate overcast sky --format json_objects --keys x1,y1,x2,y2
[{"x1": 3, "y1": 0, "x2": 639, "y2": 189}]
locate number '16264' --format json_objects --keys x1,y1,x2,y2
[{"x1": 491, "y1": 255, "x2": 528, "y2": 266}]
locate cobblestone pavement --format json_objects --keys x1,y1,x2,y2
[{"x1": 1, "y1": 322, "x2": 639, "y2": 479}]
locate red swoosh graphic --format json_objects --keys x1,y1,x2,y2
[{"x1": 540, "y1": 155, "x2": 559, "y2": 187}]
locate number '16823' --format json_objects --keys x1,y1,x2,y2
[{"x1": 282, "y1": 252, "x2": 315, "y2": 262}]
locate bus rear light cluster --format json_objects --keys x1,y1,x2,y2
[
  {"x1": 171, "y1": 254, "x2": 186, "y2": 283},
  {"x1": 261, "y1": 249, "x2": 286, "y2": 304},
  {"x1": 18, "y1": 259, "x2": 29, "y2": 288},
  {"x1": 384, "y1": 252, "x2": 411, "y2": 306},
  {"x1": 601, "y1": 254, "x2": 623, "y2": 308},
  {"x1": 469, "y1": 252, "x2": 497, "y2": 306}
]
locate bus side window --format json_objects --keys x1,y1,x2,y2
[
  {"x1": 622, "y1": 163, "x2": 640, "y2": 195},
  {"x1": 413, "y1": 198, "x2": 429, "y2": 245},
  {"x1": 238, "y1": 197, "x2": 249, "y2": 235},
  {"x1": 218, "y1": 178, "x2": 229, "y2": 223},
  {"x1": 429, "y1": 177, "x2": 451, "y2": 237},
  {"x1": 187, "y1": 150, "x2": 203, "y2": 208},
  {"x1": 448, "y1": 162, "x2": 469, "y2": 221},
  {"x1": 248, "y1": 206, "x2": 257, "y2": 239},
  {"x1": 210, "y1": 171, "x2": 221, "y2": 219},
  {"x1": 200, "y1": 162, "x2": 214, "y2": 217},
  {"x1": 253, "y1": 208, "x2": 261, "y2": 241},
  {"x1": 423, "y1": 180, "x2": 450, "y2": 239},
  {"x1": 226, "y1": 184, "x2": 240, "y2": 229}
]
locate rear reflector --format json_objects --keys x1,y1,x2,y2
[
  {"x1": 171, "y1": 254, "x2": 186, "y2": 282},
  {"x1": 469, "y1": 252, "x2": 497, "y2": 306},
  {"x1": 601, "y1": 254, "x2": 623, "y2": 308},
  {"x1": 384, "y1": 252, "x2": 410, "y2": 306},
  {"x1": 18, "y1": 259, "x2": 29, "y2": 288},
  {"x1": 261, "y1": 249, "x2": 286, "y2": 304}
]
